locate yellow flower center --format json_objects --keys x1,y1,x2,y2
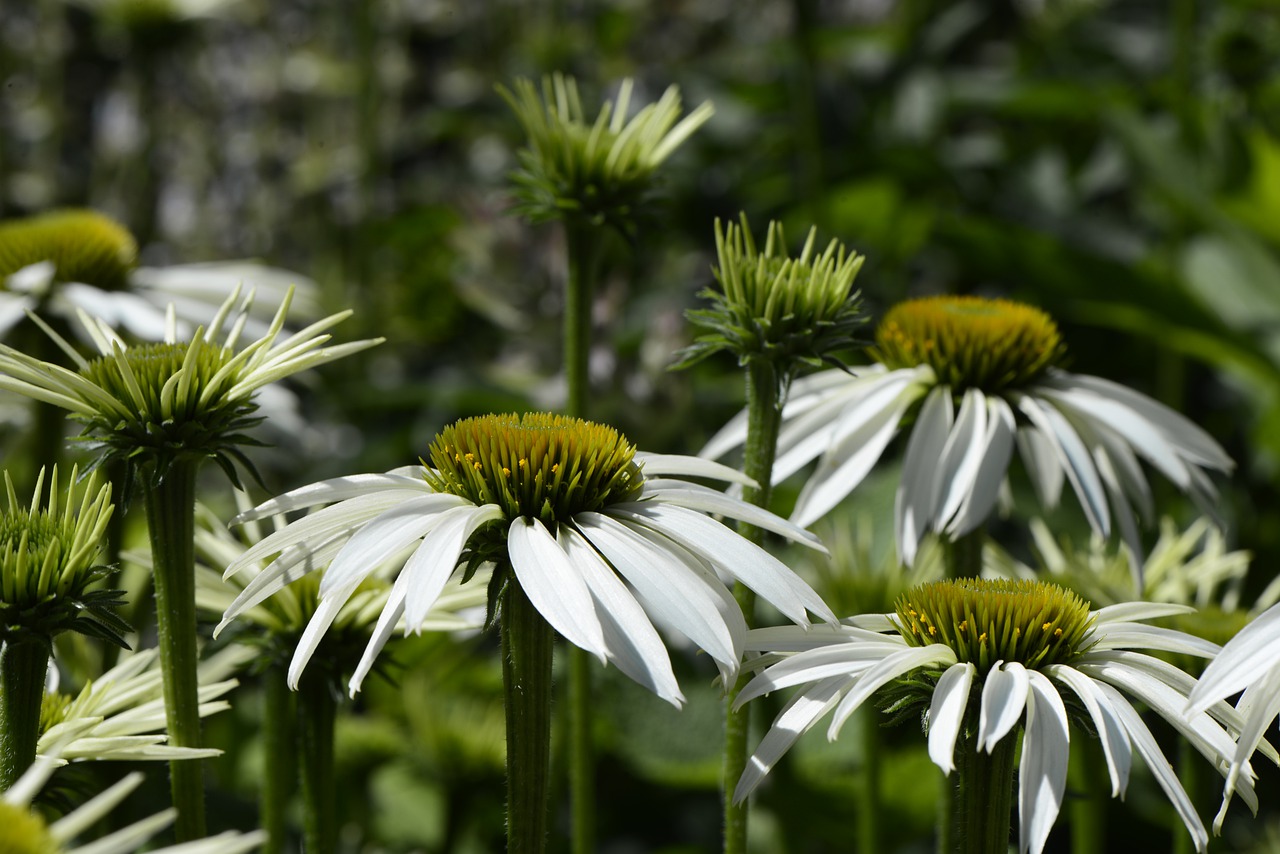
[
  {"x1": 872, "y1": 296, "x2": 1064, "y2": 391},
  {"x1": 424, "y1": 413, "x2": 643, "y2": 525},
  {"x1": 0, "y1": 801, "x2": 62, "y2": 854},
  {"x1": 0, "y1": 209, "x2": 137, "y2": 292},
  {"x1": 895, "y1": 578, "x2": 1094, "y2": 672}
]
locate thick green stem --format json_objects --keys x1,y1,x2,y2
[
  {"x1": 855, "y1": 706, "x2": 881, "y2": 854},
  {"x1": 724, "y1": 358, "x2": 782, "y2": 854},
  {"x1": 298, "y1": 670, "x2": 336, "y2": 854},
  {"x1": 502, "y1": 580, "x2": 555, "y2": 854},
  {"x1": 1069, "y1": 736, "x2": 1104, "y2": 854},
  {"x1": 0, "y1": 640, "x2": 49, "y2": 789},
  {"x1": 955, "y1": 718, "x2": 1017, "y2": 854},
  {"x1": 562, "y1": 218, "x2": 602, "y2": 854},
  {"x1": 262, "y1": 663, "x2": 296, "y2": 854},
  {"x1": 143, "y1": 458, "x2": 206, "y2": 840},
  {"x1": 944, "y1": 530, "x2": 985, "y2": 580}
]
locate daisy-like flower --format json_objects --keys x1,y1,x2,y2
[
  {"x1": 38, "y1": 645, "x2": 250, "y2": 764},
  {"x1": 0, "y1": 748, "x2": 264, "y2": 854},
  {"x1": 734, "y1": 578, "x2": 1254, "y2": 854},
  {"x1": 703, "y1": 295, "x2": 1234, "y2": 566},
  {"x1": 0, "y1": 209, "x2": 321, "y2": 343},
  {"x1": 499, "y1": 73, "x2": 714, "y2": 233},
  {"x1": 218, "y1": 412, "x2": 835, "y2": 702},
  {"x1": 0, "y1": 283, "x2": 379, "y2": 484}
]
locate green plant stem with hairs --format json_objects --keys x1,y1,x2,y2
[
  {"x1": 143, "y1": 458, "x2": 206, "y2": 841},
  {"x1": 503, "y1": 579, "x2": 555, "y2": 854},
  {"x1": 564, "y1": 219, "x2": 604, "y2": 854},
  {"x1": 262, "y1": 663, "x2": 296, "y2": 854},
  {"x1": 723, "y1": 357, "x2": 783, "y2": 854},
  {"x1": 298, "y1": 670, "x2": 336, "y2": 854},
  {"x1": 0, "y1": 639, "x2": 48, "y2": 789},
  {"x1": 954, "y1": 706, "x2": 1017, "y2": 854}
]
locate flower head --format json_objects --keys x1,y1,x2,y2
[
  {"x1": 1, "y1": 745, "x2": 264, "y2": 854},
  {"x1": 674, "y1": 214, "x2": 866, "y2": 385},
  {"x1": 0, "y1": 286, "x2": 381, "y2": 486},
  {"x1": 0, "y1": 210, "x2": 138, "y2": 292},
  {"x1": 500, "y1": 73, "x2": 714, "y2": 232},
  {"x1": 735, "y1": 578, "x2": 1248, "y2": 853},
  {"x1": 218, "y1": 412, "x2": 835, "y2": 703},
  {"x1": 703, "y1": 295, "x2": 1234, "y2": 566},
  {"x1": 0, "y1": 466, "x2": 125, "y2": 648}
]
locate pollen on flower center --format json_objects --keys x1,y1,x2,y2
[
  {"x1": 894, "y1": 578, "x2": 1094, "y2": 672},
  {"x1": 0, "y1": 800, "x2": 62, "y2": 854},
  {"x1": 872, "y1": 296, "x2": 1065, "y2": 392},
  {"x1": 424, "y1": 413, "x2": 643, "y2": 525}
]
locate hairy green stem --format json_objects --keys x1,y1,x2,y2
[
  {"x1": 955, "y1": 716, "x2": 1016, "y2": 854},
  {"x1": 298, "y1": 670, "x2": 337, "y2": 854},
  {"x1": 262, "y1": 663, "x2": 296, "y2": 854},
  {"x1": 1069, "y1": 737, "x2": 1104, "y2": 854},
  {"x1": 563, "y1": 218, "x2": 602, "y2": 854},
  {"x1": 502, "y1": 580, "x2": 555, "y2": 854},
  {"x1": 724, "y1": 358, "x2": 782, "y2": 854},
  {"x1": 0, "y1": 639, "x2": 49, "y2": 789},
  {"x1": 143, "y1": 458, "x2": 206, "y2": 841}
]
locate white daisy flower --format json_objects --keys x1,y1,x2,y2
[
  {"x1": 38, "y1": 645, "x2": 251, "y2": 764},
  {"x1": 734, "y1": 578, "x2": 1254, "y2": 854},
  {"x1": 0, "y1": 746, "x2": 264, "y2": 854},
  {"x1": 217, "y1": 412, "x2": 836, "y2": 703},
  {"x1": 703, "y1": 296, "x2": 1234, "y2": 566}
]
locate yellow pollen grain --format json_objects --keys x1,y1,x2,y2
[
  {"x1": 1042, "y1": 622, "x2": 1052, "y2": 631},
  {"x1": 928, "y1": 625, "x2": 936, "y2": 637},
  {"x1": 978, "y1": 632, "x2": 988, "y2": 643},
  {"x1": 1054, "y1": 628, "x2": 1063, "y2": 638}
]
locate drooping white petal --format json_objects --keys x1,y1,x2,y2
[
  {"x1": 1187, "y1": 602, "x2": 1280, "y2": 715},
  {"x1": 608, "y1": 502, "x2": 835, "y2": 625},
  {"x1": 348, "y1": 569, "x2": 413, "y2": 697},
  {"x1": 1093, "y1": 601, "x2": 1195, "y2": 625},
  {"x1": 638, "y1": 480, "x2": 827, "y2": 553},
  {"x1": 215, "y1": 532, "x2": 348, "y2": 634},
  {"x1": 402, "y1": 504, "x2": 504, "y2": 629},
  {"x1": 287, "y1": 595, "x2": 351, "y2": 689},
  {"x1": 896, "y1": 386, "x2": 954, "y2": 566},
  {"x1": 1092, "y1": 447, "x2": 1145, "y2": 580},
  {"x1": 635, "y1": 452, "x2": 756, "y2": 487},
  {"x1": 735, "y1": 676, "x2": 847, "y2": 803},
  {"x1": 1016, "y1": 395, "x2": 1110, "y2": 537},
  {"x1": 559, "y1": 526, "x2": 683, "y2": 706},
  {"x1": 1087, "y1": 625, "x2": 1219, "y2": 658},
  {"x1": 932, "y1": 387, "x2": 989, "y2": 530},
  {"x1": 826, "y1": 644, "x2": 956, "y2": 739},
  {"x1": 977, "y1": 661, "x2": 1030, "y2": 753},
  {"x1": 1046, "y1": 664, "x2": 1131, "y2": 796},
  {"x1": 1095, "y1": 680, "x2": 1209, "y2": 852},
  {"x1": 948, "y1": 396, "x2": 1017, "y2": 539},
  {"x1": 1019, "y1": 672, "x2": 1070, "y2": 854},
  {"x1": 1218, "y1": 672, "x2": 1280, "y2": 827},
  {"x1": 509, "y1": 517, "x2": 609, "y2": 662},
  {"x1": 928, "y1": 662, "x2": 975, "y2": 775},
  {"x1": 231, "y1": 472, "x2": 430, "y2": 523},
  {"x1": 1015, "y1": 426, "x2": 1065, "y2": 509},
  {"x1": 736, "y1": 642, "x2": 905, "y2": 707},
  {"x1": 743, "y1": 623, "x2": 892, "y2": 653}
]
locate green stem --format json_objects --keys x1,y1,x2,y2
[
  {"x1": 724, "y1": 358, "x2": 782, "y2": 854},
  {"x1": 1069, "y1": 736, "x2": 1104, "y2": 854},
  {"x1": 262, "y1": 663, "x2": 296, "y2": 854},
  {"x1": 142, "y1": 458, "x2": 205, "y2": 841},
  {"x1": 502, "y1": 580, "x2": 555, "y2": 854},
  {"x1": 944, "y1": 530, "x2": 985, "y2": 580},
  {"x1": 955, "y1": 715, "x2": 1017, "y2": 854},
  {"x1": 856, "y1": 706, "x2": 881, "y2": 854},
  {"x1": 298, "y1": 670, "x2": 336, "y2": 854},
  {"x1": 0, "y1": 639, "x2": 49, "y2": 789},
  {"x1": 562, "y1": 218, "x2": 602, "y2": 854},
  {"x1": 938, "y1": 770, "x2": 954, "y2": 854}
]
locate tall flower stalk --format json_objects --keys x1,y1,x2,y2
[
  {"x1": 676, "y1": 214, "x2": 864, "y2": 854},
  {"x1": 502, "y1": 72, "x2": 713, "y2": 854},
  {"x1": 0, "y1": 289, "x2": 379, "y2": 839}
]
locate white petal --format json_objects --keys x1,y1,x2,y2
[
  {"x1": 348, "y1": 566, "x2": 413, "y2": 696},
  {"x1": 558, "y1": 526, "x2": 683, "y2": 706},
  {"x1": 402, "y1": 504, "x2": 504, "y2": 629},
  {"x1": 1046, "y1": 665, "x2": 1131, "y2": 796},
  {"x1": 0, "y1": 292, "x2": 37, "y2": 336},
  {"x1": 319, "y1": 494, "x2": 465, "y2": 596},
  {"x1": 743, "y1": 623, "x2": 891, "y2": 653},
  {"x1": 1088, "y1": 625, "x2": 1219, "y2": 658},
  {"x1": 639, "y1": 481, "x2": 827, "y2": 552},
  {"x1": 933, "y1": 387, "x2": 989, "y2": 529},
  {"x1": 1094, "y1": 601, "x2": 1195, "y2": 625},
  {"x1": 896, "y1": 385, "x2": 953, "y2": 566},
  {"x1": 736, "y1": 642, "x2": 905, "y2": 707},
  {"x1": 216, "y1": 532, "x2": 347, "y2": 633},
  {"x1": 1187, "y1": 602, "x2": 1280, "y2": 715},
  {"x1": 978, "y1": 661, "x2": 1029, "y2": 753},
  {"x1": 1019, "y1": 671, "x2": 1069, "y2": 854},
  {"x1": 287, "y1": 596, "x2": 350, "y2": 688},
  {"x1": 928, "y1": 662, "x2": 975, "y2": 775},
  {"x1": 734, "y1": 676, "x2": 847, "y2": 802},
  {"x1": 608, "y1": 502, "x2": 835, "y2": 624},
  {"x1": 48, "y1": 771, "x2": 145, "y2": 839},
  {"x1": 1016, "y1": 426, "x2": 1065, "y2": 509},
  {"x1": 948, "y1": 395, "x2": 1017, "y2": 538},
  {"x1": 509, "y1": 517, "x2": 608, "y2": 661},
  {"x1": 231, "y1": 472, "x2": 430, "y2": 523},
  {"x1": 1016, "y1": 395, "x2": 1110, "y2": 537},
  {"x1": 826, "y1": 644, "x2": 956, "y2": 739},
  {"x1": 635, "y1": 452, "x2": 756, "y2": 486}
]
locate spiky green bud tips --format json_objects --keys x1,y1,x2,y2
[
  {"x1": 0, "y1": 210, "x2": 138, "y2": 292},
  {"x1": 871, "y1": 296, "x2": 1065, "y2": 392},
  {"x1": 895, "y1": 578, "x2": 1094, "y2": 673},
  {"x1": 499, "y1": 73, "x2": 714, "y2": 234},
  {"x1": 674, "y1": 214, "x2": 866, "y2": 381},
  {"x1": 424, "y1": 412, "x2": 644, "y2": 526},
  {"x1": 0, "y1": 467, "x2": 128, "y2": 649}
]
